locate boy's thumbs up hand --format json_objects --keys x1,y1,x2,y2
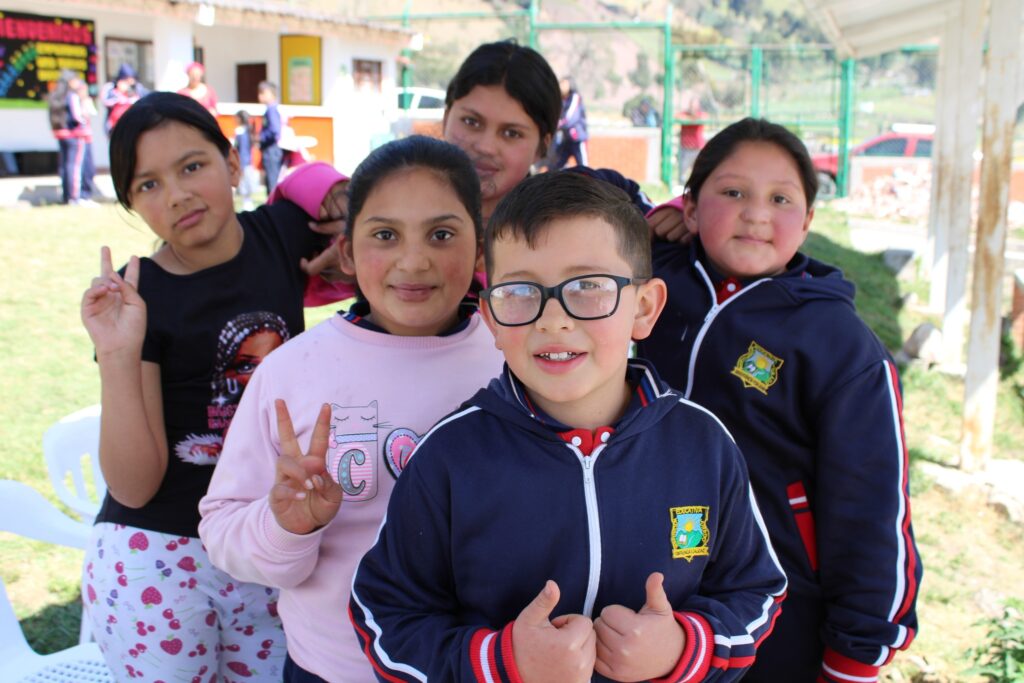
[
  {"x1": 513, "y1": 580, "x2": 595, "y2": 683},
  {"x1": 594, "y1": 572, "x2": 685, "y2": 682}
]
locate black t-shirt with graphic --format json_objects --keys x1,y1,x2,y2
[{"x1": 95, "y1": 200, "x2": 327, "y2": 537}]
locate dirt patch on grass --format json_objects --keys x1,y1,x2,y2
[{"x1": 884, "y1": 478, "x2": 1024, "y2": 681}]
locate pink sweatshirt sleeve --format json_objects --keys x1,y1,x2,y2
[
  {"x1": 269, "y1": 162, "x2": 358, "y2": 306},
  {"x1": 198, "y1": 360, "x2": 326, "y2": 590},
  {"x1": 645, "y1": 194, "x2": 685, "y2": 218}
]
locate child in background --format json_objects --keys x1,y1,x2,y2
[
  {"x1": 638, "y1": 118, "x2": 921, "y2": 682},
  {"x1": 257, "y1": 81, "x2": 283, "y2": 194},
  {"x1": 198, "y1": 136, "x2": 505, "y2": 683},
  {"x1": 235, "y1": 110, "x2": 259, "y2": 210},
  {"x1": 79, "y1": 91, "x2": 347, "y2": 683},
  {"x1": 351, "y1": 171, "x2": 787, "y2": 683}
]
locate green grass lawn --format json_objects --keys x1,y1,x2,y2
[{"x1": 2, "y1": 201, "x2": 1024, "y2": 680}]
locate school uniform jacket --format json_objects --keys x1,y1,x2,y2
[
  {"x1": 638, "y1": 240, "x2": 922, "y2": 682},
  {"x1": 350, "y1": 360, "x2": 787, "y2": 682}
]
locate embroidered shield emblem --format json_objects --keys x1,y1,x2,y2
[
  {"x1": 731, "y1": 341, "x2": 783, "y2": 395},
  {"x1": 670, "y1": 506, "x2": 710, "y2": 561}
]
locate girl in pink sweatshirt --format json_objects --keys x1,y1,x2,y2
[{"x1": 198, "y1": 135, "x2": 505, "y2": 682}]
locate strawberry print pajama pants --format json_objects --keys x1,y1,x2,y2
[{"x1": 82, "y1": 523, "x2": 285, "y2": 683}]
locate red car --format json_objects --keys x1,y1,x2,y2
[{"x1": 812, "y1": 131, "x2": 933, "y2": 198}]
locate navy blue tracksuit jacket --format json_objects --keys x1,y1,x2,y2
[
  {"x1": 351, "y1": 361, "x2": 787, "y2": 682},
  {"x1": 639, "y1": 240, "x2": 922, "y2": 683}
]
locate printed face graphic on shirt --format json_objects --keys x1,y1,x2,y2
[
  {"x1": 210, "y1": 312, "x2": 290, "y2": 410},
  {"x1": 173, "y1": 312, "x2": 290, "y2": 467}
]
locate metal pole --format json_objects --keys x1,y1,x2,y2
[
  {"x1": 750, "y1": 46, "x2": 762, "y2": 118},
  {"x1": 661, "y1": 5, "x2": 674, "y2": 187},
  {"x1": 836, "y1": 58, "x2": 855, "y2": 199},
  {"x1": 528, "y1": 0, "x2": 538, "y2": 50},
  {"x1": 961, "y1": 0, "x2": 1023, "y2": 470},
  {"x1": 400, "y1": 0, "x2": 412, "y2": 105}
]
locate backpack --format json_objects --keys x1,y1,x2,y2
[{"x1": 48, "y1": 89, "x2": 68, "y2": 131}]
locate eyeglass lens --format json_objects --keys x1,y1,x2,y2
[{"x1": 490, "y1": 275, "x2": 622, "y2": 324}]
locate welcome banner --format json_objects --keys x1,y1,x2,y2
[{"x1": 0, "y1": 10, "x2": 97, "y2": 107}]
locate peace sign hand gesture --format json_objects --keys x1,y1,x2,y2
[
  {"x1": 81, "y1": 246, "x2": 146, "y2": 360},
  {"x1": 270, "y1": 400, "x2": 344, "y2": 535}
]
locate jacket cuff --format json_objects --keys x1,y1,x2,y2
[
  {"x1": 650, "y1": 611, "x2": 712, "y2": 683},
  {"x1": 820, "y1": 648, "x2": 880, "y2": 683},
  {"x1": 645, "y1": 194, "x2": 685, "y2": 218},
  {"x1": 468, "y1": 623, "x2": 522, "y2": 683}
]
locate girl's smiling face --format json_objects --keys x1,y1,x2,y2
[
  {"x1": 443, "y1": 84, "x2": 548, "y2": 220},
  {"x1": 685, "y1": 141, "x2": 813, "y2": 279},
  {"x1": 341, "y1": 166, "x2": 480, "y2": 337}
]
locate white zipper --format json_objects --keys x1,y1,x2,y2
[
  {"x1": 567, "y1": 441, "x2": 607, "y2": 618},
  {"x1": 685, "y1": 262, "x2": 770, "y2": 398}
]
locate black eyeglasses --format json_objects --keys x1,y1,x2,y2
[{"x1": 480, "y1": 273, "x2": 649, "y2": 327}]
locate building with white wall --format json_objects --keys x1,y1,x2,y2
[{"x1": 0, "y1": 0, "x2": 414, "y2": 174}]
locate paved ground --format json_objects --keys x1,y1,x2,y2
[
  {"x1": 0, "y1": 173, "x2": 116, "y2": 207},
  {"x1": 848, "y1": 216, "x2": 1024, "y2": 274}
]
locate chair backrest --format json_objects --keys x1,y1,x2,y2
[
  {"x1": 0, "y1": 577, "x2": 35, "y2": 665},
  {"x1": 42, "y1": 404, "x2": 105, "y2": 524},
  {"x1": 1, "y1": 576, "x2": 113, "y2": 682},
  {"x1": 0, "y1": 480, "x2": 91, "y2": 549}
]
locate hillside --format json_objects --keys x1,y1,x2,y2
[{"x1": 316, "y1": 0, "x2": 830, "y2": 118}]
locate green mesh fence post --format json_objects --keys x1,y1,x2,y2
[{"x1": 837, "y1": 57, "x2": 856, "y2": 199}]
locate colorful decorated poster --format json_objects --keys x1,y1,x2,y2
[{"x1": 0, "y1": 10, "x2": 97, "y2": 107}]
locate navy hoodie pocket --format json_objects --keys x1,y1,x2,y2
[{"x1": 787, "y1": 481, "x2": 818, "y2": 571}]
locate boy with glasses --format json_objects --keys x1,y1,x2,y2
[{"x1": 350, "y1": 172, "x2": 787, "y2": 683}]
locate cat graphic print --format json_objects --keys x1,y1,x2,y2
[{"x1": 325, "y1": 401, "x2": 420, "y2": 501}]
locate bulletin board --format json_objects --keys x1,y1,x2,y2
[
  {"x1": 0, "y1": 10, "x2": 97, "y2": 107},
  {"x1": 279, "y1": 35, "x2": 320, "y2": 106}
]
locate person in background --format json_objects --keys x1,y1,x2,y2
[
  {"x1": 629, "y1": 96, "x2": 661, "y2": 128},
  {"x1": 553, "y1": 76, "x2": 589, "y2": 169},
  {"x1": 258, "y1": 81, "x2": 284, "y2": 194},
  {"x1": 75, "y1": 78, "x2": 99, "y2": 204},
  {"x1": 49, "y1": 70, "x2": 96, "y2": 206},
  {"x1": 100, "y1": 64, "x2": 147, "y2": 135},
  {"x1": 178, "y1": 61, "x2": 219, "y2": 117},
  {"x1": 235, "y1": 110, "x2": 259, "y2": 210}
]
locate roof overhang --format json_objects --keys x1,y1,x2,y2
[
  {"x1": 59, "y1": 0, "x2": 415, "y2": 47},
  {"x1": 802, "y1": 0, "x2": 959, "y2": 58}
]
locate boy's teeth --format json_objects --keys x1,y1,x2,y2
[{"x1": 539, "y1": 351, "x2": 578, "y2": 361}]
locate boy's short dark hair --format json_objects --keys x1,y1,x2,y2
[
  {"x1": 485, "y1": 171, "x2": 652, "y2": 279},
  {"x1": 445, "y1": 40, "x2": 561, "y2": 156},
  {"x1": 257, "y1": 81, "x2": 277, "y2": 96}
]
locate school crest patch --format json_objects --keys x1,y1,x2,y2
[
  {"x1": 670, "y1": 506, "x2": 710, "y2": 561},
  {"x1": 731, "y1": 341, "x2": 783, "y2": 395}
]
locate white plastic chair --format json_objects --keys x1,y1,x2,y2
[
  {"x1": 0, "y1": 480, "x2": 94, "y2": 646},
  {"x1": 42, "y1": 404, "x2": 105, "y2": 525},
  {"x1": 0, "y1": 577, "x2": 111, "y2": 683}
]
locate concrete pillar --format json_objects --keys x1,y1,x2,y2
[
  {"x1": 940, "y1": 0, "x2": 987, "y2": 368},
  {"x1": 923, "y1": 10, "x2": 958, "y2": 286},
  {"x1": 961, "y1": 0, "x2": 1023, "y2": 471}
]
